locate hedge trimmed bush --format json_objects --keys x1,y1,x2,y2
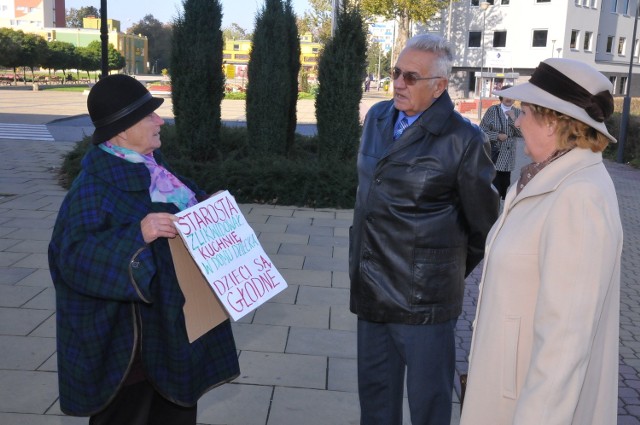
[{"x1": 59, "y1": 124, "x2": 357, "y2": 209}]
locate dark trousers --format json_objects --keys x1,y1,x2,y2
[
  {"x1": 357, "y1": 318, "x2": 456, "y2": 425},
  {"x1": 493, "y1": 170, "x2": 512, "y2": 199},
  {"x1": 89, "y1": 380, "x2": 197, "y2": 425}
]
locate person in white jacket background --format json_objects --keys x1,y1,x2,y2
[{"x1": 460, "y1": 58, "x2": 623, "y2": 425}]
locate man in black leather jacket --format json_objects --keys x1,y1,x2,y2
[{"x1": 349, "y1": 34, "x2": 499, "y2": 425}]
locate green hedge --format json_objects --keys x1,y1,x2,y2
[
  {"x1": 604, "y1": 111, "x2": 640, "y2": 167},
  {"x1": 59, "y1": 124, "x2": 357, "y2": 209}
]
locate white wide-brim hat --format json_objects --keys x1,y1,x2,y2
[{"x1": 494, "y1": 58, "x2": 616, "y2": 143}]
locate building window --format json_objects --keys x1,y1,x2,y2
[
  {"x1": 471, "y1": 0, "x2": 495, "y2": 5},
  {"x1": 590, "y1": 0, "x2": 597, "y2": 7},
  {"x1": 501, "y1": 0, "x2": 510, "y2": 4},
  {"x1": 620, "y1": 76, "x2": 628, "y2": 94},
  {"x1": 635, "y1": 39, "x2": 639, "y2": 58},
  {"x1": 469, "y1": 31, "x2": 482, "y2": 47},
  {"x1": 233, "y1": 44, "x2": 240, "y2": 51},
  {"x1": 619, "y1": 37, "x2": 627, "y2": 55},
  {"x1": 532, "y1": 30, "x2": 548, "y2": 47},
  {"x1": 493, "y1": 31, "x2": 507, "y2": 47},
  {"x1": 584, "y1": 31, "x2": 593, "y2": 50},
  {"x1": 606, "y1": 36, "x2": 614, "y2": 53},
  {"x1": 570, "y1": 30, "x2": 580, "y2": 49},
  {"x1": 611, "y1": 0, "x2": 618, "y2": 13},
  {"x1": 609, "y1": 76, "x2": 617, "y2": 94},
  {"x1": 622, "y1": 0, "x2": 630, "y2": 14},
  {"x1": 536, "y1": 0, "x2": 551, "y2": 2}
]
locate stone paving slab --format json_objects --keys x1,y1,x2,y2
[
  {"x1": 231, "y1": 323, "x2": 289, "y2": 353},
  {"x1": 0, "y1": 412, "x2": 85, "y2": 425},
  {"x1": 0, "y1": 335, "x2": 56, "y2": 369},
  {"x1": 0, "y1": 370, "x2": 59, "y2": 414},
  {"x1": 0, "y1": 285, "x2": 44, "y2": 307},
  {"x1": 279, "y1": 268, "x2": 332, "y2": 287},
  {"x1": 197, "y1": 384, "x2": 273, "y2": 425},
  {"x1": 252, "y1": 302, "x2": 330, "y2": 328},
  {"x1": 286, "y1": 327, "x2": 357, "y2": 359},
  {"x1": 0, "y1": 307, "x2": 52, "y2": 336},
  {"x1": 235, "y1": 351, "x2": 327, "y2": 389}
]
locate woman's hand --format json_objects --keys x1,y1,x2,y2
[
  {"x1": 497, "y1": 133, "x2": 508, "y2": 142},
  {"x1": 141, "y1": 213, "x2": 178, "y2": 243}
]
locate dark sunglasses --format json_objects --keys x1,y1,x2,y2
[{"x1": 391, "y1": 67, "x2": 443, "y2": 86}]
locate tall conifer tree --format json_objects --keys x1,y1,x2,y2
[
  {"x1": 171, "y1": 0, "x2": 224, "y2": 161},
  {"x1": 246, "y1": 0, "x2": 300, "y2": 157},
  {"x1": 315, "y1": 3, "x2": 367, "y2": 161}
]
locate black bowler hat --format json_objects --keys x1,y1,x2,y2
[{"x1": 87, "y1": 74, "x2": 164, "y2": 144}]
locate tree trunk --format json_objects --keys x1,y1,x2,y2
[
  {"x1": 388, "y1": 13, "x2": 411, "y2": 97},
  {"x1": 392, "y1": 14, "x2": 411, "y2": 67}
]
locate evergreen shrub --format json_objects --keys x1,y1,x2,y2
[{"x1": 59, "y1": 125, "x2": 357, "y2": 209}]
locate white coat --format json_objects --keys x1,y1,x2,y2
[{"x1": 460, "y1": 148, "x2": 623, "y2": 425}]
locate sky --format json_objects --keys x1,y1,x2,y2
[{"x1": 63, "y1": 0, "x2": 312, "y2": 31}]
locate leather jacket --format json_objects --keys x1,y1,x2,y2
[{"x1": 349, "y1": 92, "x2": 499, "y2": 325}]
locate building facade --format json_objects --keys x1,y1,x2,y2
[
  {"x1": 439, "y1": 0, "x2": 640, "y2": 99},
  {"x1": 0, "y1": 0, "x2": 64, "y2": 28},
  {"x1": 0, "y1": 2, "x2": 149, "y2": 75},
  {"x1": 222, "y1": 32, "x2": 322, "y2": 83}
]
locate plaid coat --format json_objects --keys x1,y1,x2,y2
[
  {"x1": 479, "y1": 104, "x2": 523, "y2": 172},
  {"x1": 48, "y1": 146, "x2": 239, "y2": 416}
]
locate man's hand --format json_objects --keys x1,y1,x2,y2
[{"x1": 141, "y1": 213, "x2": 178, "y2": 244}]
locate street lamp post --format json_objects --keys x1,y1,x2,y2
[
  {"x1": 100, "y1": 0, "x2": 108, "y2": 79},
  {"x1": 477, "y1": 1, "x2": 490, "y2": 120},
  {"x1": 551, "y1": 39, "x2": 556, "y2": 57},
  {"x1": 618, "y1": 1, "x2": 640, "y2": 163},
  {"x1": 377, "y1": 42, "x2": 382, "y2": 92}
]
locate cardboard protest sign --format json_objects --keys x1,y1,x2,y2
[
  {"x1": 168, "y1": 237, "x2": 228, "y2": 343},
  {"x1": 173, "y1": 191, "x2": 288, "y2": 323}
]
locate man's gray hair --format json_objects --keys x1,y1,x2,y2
[{"x1": 405, "y1": 34, "x2": 453, "y2": 77}]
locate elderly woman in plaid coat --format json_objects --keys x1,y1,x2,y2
[
  {"x1": 479, "y1": 85, "x2": 523, "y2": 199},
  {"x1": 48, "y1": 75, "x2": 239, "y2": 425}
]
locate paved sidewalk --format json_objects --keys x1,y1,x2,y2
[{"x1": 1, "y1": 88, "x2": 639, "y2": 424}]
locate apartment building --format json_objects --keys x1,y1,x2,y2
[
  {"x1": 440, "y1": 0, "x2": 640, "y2": 98},
  {"x1": 223, "y1": 33, "x2": 322, "y2": 81},
  {"x1": 0, "y1": 1, "x2": 150, "y2": 75},
  {"x1": 0, "y1": 0, "x2": 65, "y2": 28}
]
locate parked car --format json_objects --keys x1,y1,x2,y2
[{"x1": 378, "y1": 76, "x2": 391, "y2": 88}]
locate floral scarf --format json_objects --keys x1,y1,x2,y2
[{"x1": 99, "y1": 142, "x2": 197, "y2": 210}]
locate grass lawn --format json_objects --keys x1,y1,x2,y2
[{"x1": 43, "y1": 86, "x2": 90, "y2": 93}]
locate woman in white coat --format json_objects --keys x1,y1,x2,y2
[{"x1": 460, "y1": 58, "x2": 623, "y2": 425}]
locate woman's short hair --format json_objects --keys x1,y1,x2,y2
[{"x1": 523, "y1": 102, "x2": 610, "y2": 153}]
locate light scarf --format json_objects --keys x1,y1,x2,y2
[
  {"x1": 517, "y1": 149, "x2": 571, "y2": 195},
  {"x1": 99, "y1": 142, "x2": 198, "y2": 210},
  {"x1": 500, "y1": 104, "x2": 512, "y2": 117}
]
